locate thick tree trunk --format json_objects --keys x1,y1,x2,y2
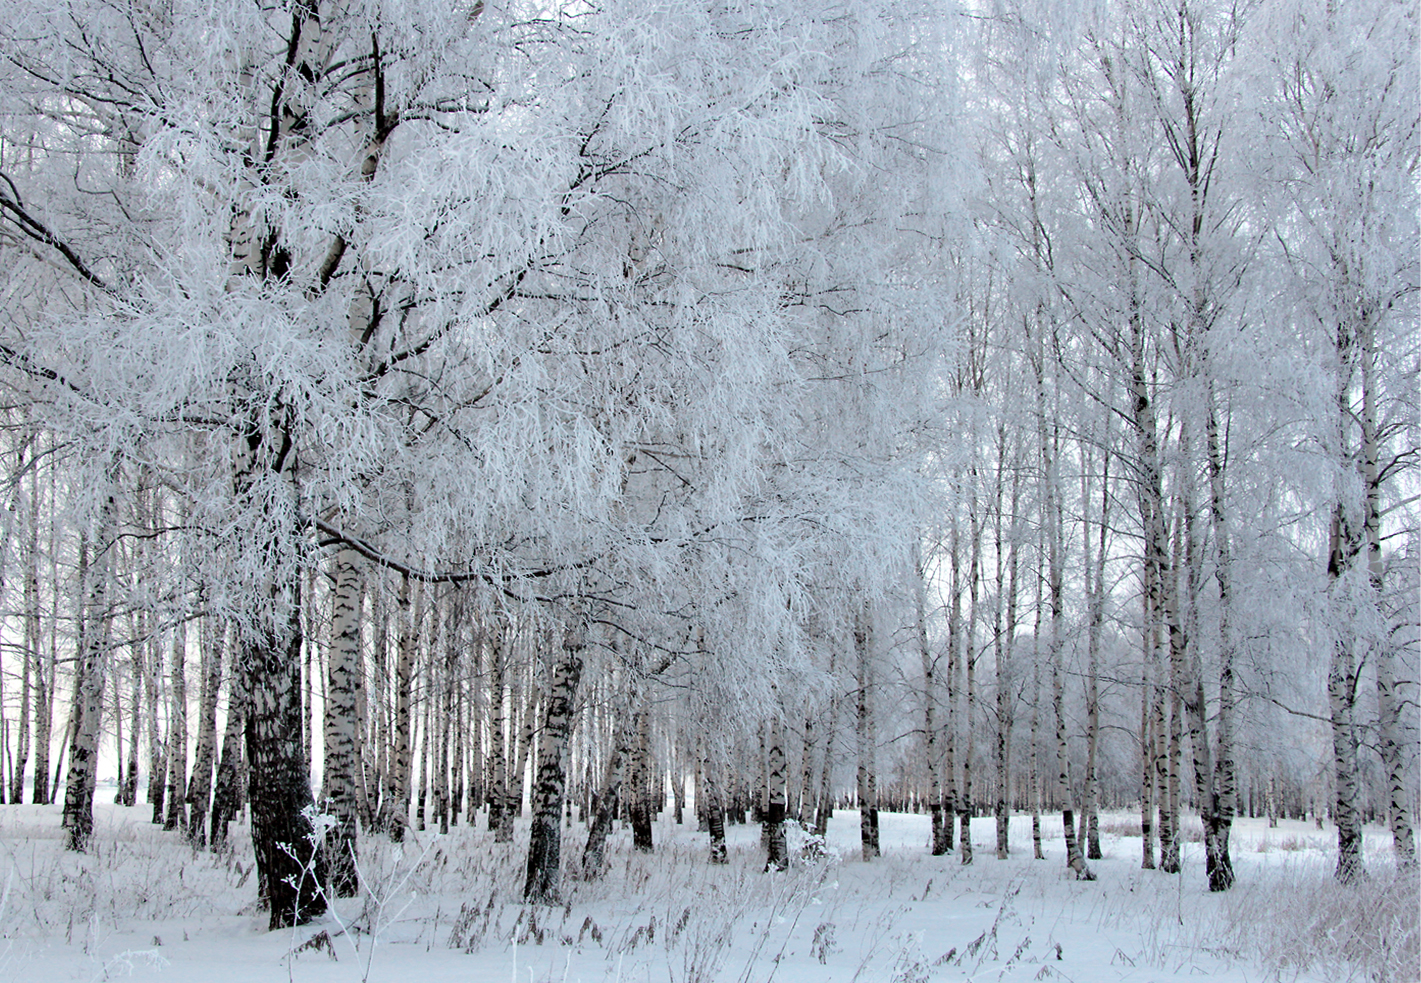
[
  {"x1": 764, "y1": 716, "x2": 788, "y2": 870},
  {"x1": 523, "y1": 619, "x2": 585, "y2": 904},
  {"x1": 322, "y1": 549, "x2": 363, "y2": 896},
  {"x1": 242, "y1": 599, "x2": 327, "y2": 929}
]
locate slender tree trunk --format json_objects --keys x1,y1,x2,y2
[
  {"x1": 488, "y1": 626, "x2": 508, "y2": 837},
  {"x1": 995, "y1": 460, "x2": 1020, "y2": 861},
  {"x1": 916, "y1": 542, "x2": 948, "y2": 856},
  {"x1": 813, "y1": 645, "x2": 840, "y2": 838},
  {"x1": 960, "y1": 491, "x2": 980, "y2": 865},
  {"x1": 62, "y1": 477, "x2": 118, "y2": 852},
  {"x1": 121, "y1": 625, "x2": 142, "y2": 808},
  {"x1": 209, "y1": 641, "x2": 248, "y2": 849},
  {"x1": 523, "y1": 618, "x2": 585, "y2": 904},
  {"x1": 11, "y1": 448, "x2": 38, "y2": 804},
  {"x1": 165, "y1": 624, "x2": 189, "y2": 833},
  {"x1": 186, "y1": 617, "x2": 225, "y2": 847},
  {"x1": 855, "y1": 604, "x2": 879, "y2": 861},
  {"x1": 581, "y1": 685, "x2": 638, "y2": 876},
  {"x1": 385, "y1": 573, "x2": 419, "y2": 841},
  {"x1": 505, "y1": 655, "x2": 537, "y2": 834}
]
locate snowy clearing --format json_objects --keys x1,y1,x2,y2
[{"x1": 2, "y1": 798, "x2": 1414, "y2": 983}]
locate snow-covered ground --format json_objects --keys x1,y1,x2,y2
[{"x1": 2, "y1": 796, "x2": 1415, "y2": 983}]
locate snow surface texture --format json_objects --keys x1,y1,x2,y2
[{"x1": 1, "y1": 797, "x2": 1415, "y2": 983}]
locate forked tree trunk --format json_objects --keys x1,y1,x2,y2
[
  {"x1": 209, "y1": 650, "x2": 248, "y2": 849},
  {"x1": 186, "y1": 616, "x2": 225, "y2": 847},
  {"x1": 523, "y1": 618, "x2": 585, "y2": 904}
]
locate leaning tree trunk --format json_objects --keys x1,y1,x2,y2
[
  {"x1": 523, "y1": 617, "x2": 585, "y2": 905},
  {"x1": 322, "y1": 549, "x2": 364, "y2": 896},
  {"x1": 581, "y1": 685, "x2": 638, "y2": 877},
  {"x1": 61, "y1": 479, "x2": 118, "y2": 852}
]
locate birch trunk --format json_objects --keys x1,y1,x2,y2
[
  {"x1": 488, "y1": 626, "x2": 509, "y2": 838},
  {"x1": 186, "y1": 617, "x2": 225, "y2": 847},
  {"x1": 385, "y1": 573, "x2": 419, "y2": 841},
  {"x1": 523, "y1": 618, "x2": 585, "y2": 904},
  {"x1": 322, "y1": 549, "x2": 363, "y2": 896},
  {"x1": 581, "y1": 685, "x2": 638, "y2": 876},
  {"x1": 960, "y1": 490, "x2": 980, "y2": 865},
  {"x1": 764, "y1": 715, "x2": 788, "y2": 870},
  {"x1": 813, "y1": 644, "x2": 840, "y2": 838},
  {"x1": 630, "y1": 700, "x2": 654, "y2": 852},
  {"x1": 916, "y1": 541, "x2": 948, "y2": 856},
  {"x1": 11, "y1": 445, "x2": 37, "y2": 804},
  {"x1": 61, "y1": 477, "x2": 118, "y2": 852},
  {"x1": 209, "y1": 640, "x2": 248, "y2": 848},
  {"x1": 855, "y1": 604, "x2": 879, "y2": 861},
  {"x1": 165, "y1": 625, "x2": 189, "y2": 833}
]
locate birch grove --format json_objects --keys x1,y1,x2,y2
[{"x1": 0, "y1": 0, "x2": 1411, "y2": 931}]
